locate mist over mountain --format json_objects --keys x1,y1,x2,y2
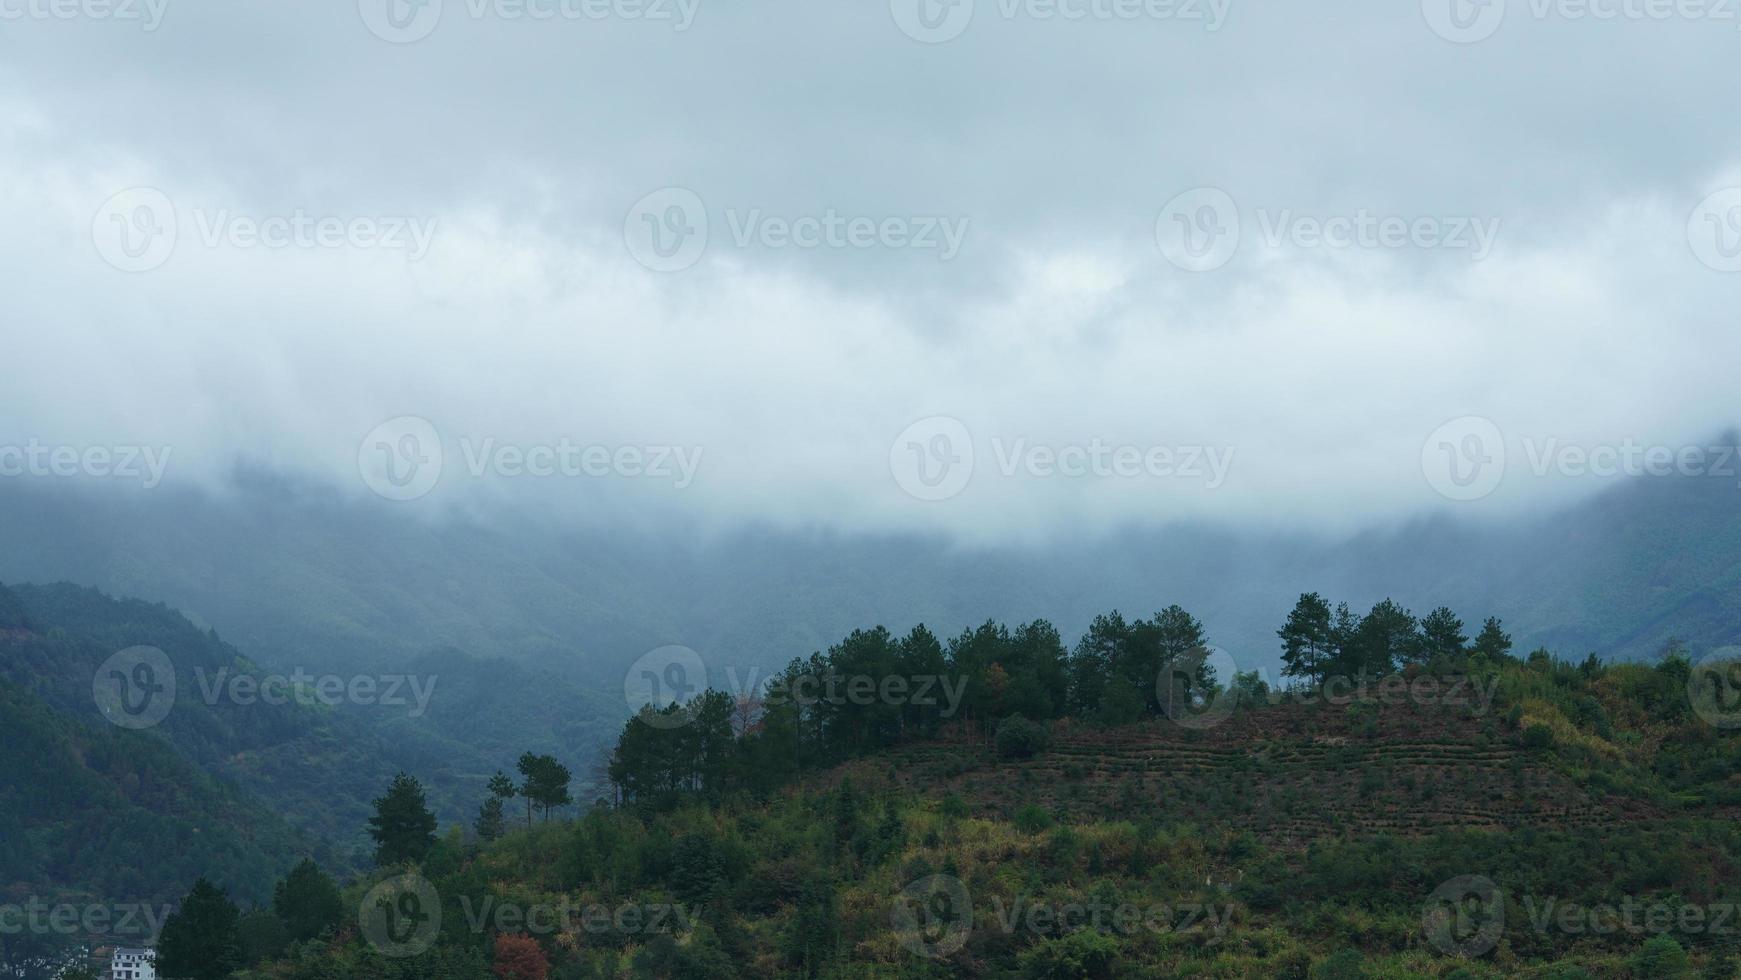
[{"x1": 4, "y1": 447, "x2": 1737, "y2": 702}]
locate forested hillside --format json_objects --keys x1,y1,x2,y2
[{"x1": 154, "y1": 597, "x2": 1741, "y2": 978}]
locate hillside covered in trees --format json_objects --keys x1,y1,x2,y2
[{"x1": 120, "y1": 596, "x2": 1741, "y2": 979}]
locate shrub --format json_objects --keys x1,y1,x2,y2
[
  {"x1": 1522, "y1": 723, "x2": 1555, "y2": 749},
  {"x1": 1014, "y1": 804, "x2": 1054, "y2": 834},
  {"x1": 1017, "y1": 928, "x2": 1119, "y2": 980},
  {"x1": 996, "y1": 715, "x2": 1051, "y2": 759},
  {"x1": 1309, "y1": 949, "x2": 1367, "y2": 980},
  {"x1": 1631, "y1": 935, "x2": 1693, "y2": 979},
  {"x1": 939, "y1": 794, "x2": 970, "y2": 819}
]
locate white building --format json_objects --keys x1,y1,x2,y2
[{"x1": 109, "y1": 948, "x2": 156, "y2": 980}]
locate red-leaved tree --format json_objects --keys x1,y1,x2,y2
[{"x1": 493, "y1": 933, "x2": 550, "y2": 980}]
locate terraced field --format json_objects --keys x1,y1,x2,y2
[{"x1": 845, "y1": 696, "x2": 1659, "y2": 846}]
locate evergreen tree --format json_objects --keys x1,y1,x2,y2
[
  {"x1": 1472, "y1": 617, "x2": 1513, "y2": 661},
  {"x1": 475, "y1": 795, "x2": 507, "y2": 842},
  {"x1": 156, "y1": 878, "x2": 243, "y2": 980},
  {"x1": 1418, "y1": 607, "x2": 1469, "y2": 668},
  {"x1": 1278, "y1": 593, "x2": 1334, "y2": 686},
  {"x1": 368, "y1": 772, "x2": 438, "y2": 866},
  {"x1": 271, "y1": 858, "x2": 343, "y2": 943},
  {"x1": 1328, "y1": 602, "x2": 1363, "y2": 678},
  {"x1": 517, "y1": 752, "x2": 574, "y2": 823},
  {"x1": 1353, "y1": 599, "x2": 1417, "y2": 677}
]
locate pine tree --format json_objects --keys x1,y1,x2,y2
[
  {"x1": 1472, "y1": 617, "x2": 1514, "y2": 661},
  {"x1": 367, "y1": 772, "x2": 438, "y2": 866},
  {"x1": 1354, "y1": 599, "x2": 1418, "y2": 678},
  {"x1": 475, "y1": 795, "x2": 507, "y2": 842},
  {"x1": 271, "y1": 858, "x2": 343, "y2": 943},
  {"x1": 156, "y1": 878, "x2": 243, "y2": 980},
  {"x1": 517, "y1": 753, "x2": 574, "y2": 823},
  {"x1": 1278, "y1": 593, "x2": 1334, "y2": 687},
  {"x1": 1418, "y1": 607, "x2": 1469, "y2": 668}
]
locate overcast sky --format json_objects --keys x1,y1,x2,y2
[{"x1": 1, "y1": 0, "x2": 1738, "y2": 541}]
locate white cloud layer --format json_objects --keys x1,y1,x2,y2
[{"x1": 1, "y1": 2, "x2": 1739, "y2": 542}]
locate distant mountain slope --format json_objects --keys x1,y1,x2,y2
[
  {"x1": 0, "y1": 577, "x2": 624, "y2": 900},
  {"x1": 2, "y1": 464, "x2": 1739, "y2": 692}
]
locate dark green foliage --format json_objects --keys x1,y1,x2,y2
[
  {"x1": 1310, "y1": 949, "x2": 1368, "y2": 979},
  {"x1": 368, "y1": 773, "x2": 438, "y2": 866},
  {"x1": 238, "y1": 907, "x2": 290, "y2": 964},
  {"x1": 476, "y1": 795, "x2": 508, "y2": 841},
  {"x1": 995, "y1": 714, "x2": 1051, "y2": 759},
  {"x1": 1279, "y1": 592, "x2": 1334, "y2": 686},
  {"x1": 156, "y1": 877, "x2": 244, "y2": 980},
  {"x1": 0, "y1": 584, "x2": 361, "y2": 903},
  {"x1": 1018, "y1": 929, "x2": 1120, "y2": 979},
  {"x1": 1521, "y1": 723, "x2": 1555, "y2": 749},
  {"x1": 272, "y1": 858, "x2": 344, "y2": 943},
  {"x1": 1350, "y1": 598, "x2": 1417, "y2": 676},
  {"x1": 1419, "y1": 606, "x2": 1469, "y2": 669},
  {"x1": 1634, "y1": 935, "x2": 1695, "y2": 978},
  {"x1": 1474, "y1": 616, "x2": 1514, "y2": 660},
  {"x1": 517, "y1": 752, "x2": 574, "y2": 823}
]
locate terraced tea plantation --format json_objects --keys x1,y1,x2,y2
[{"x1": 859, "y1": 695, "x2": 1659, "y2": 845}]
